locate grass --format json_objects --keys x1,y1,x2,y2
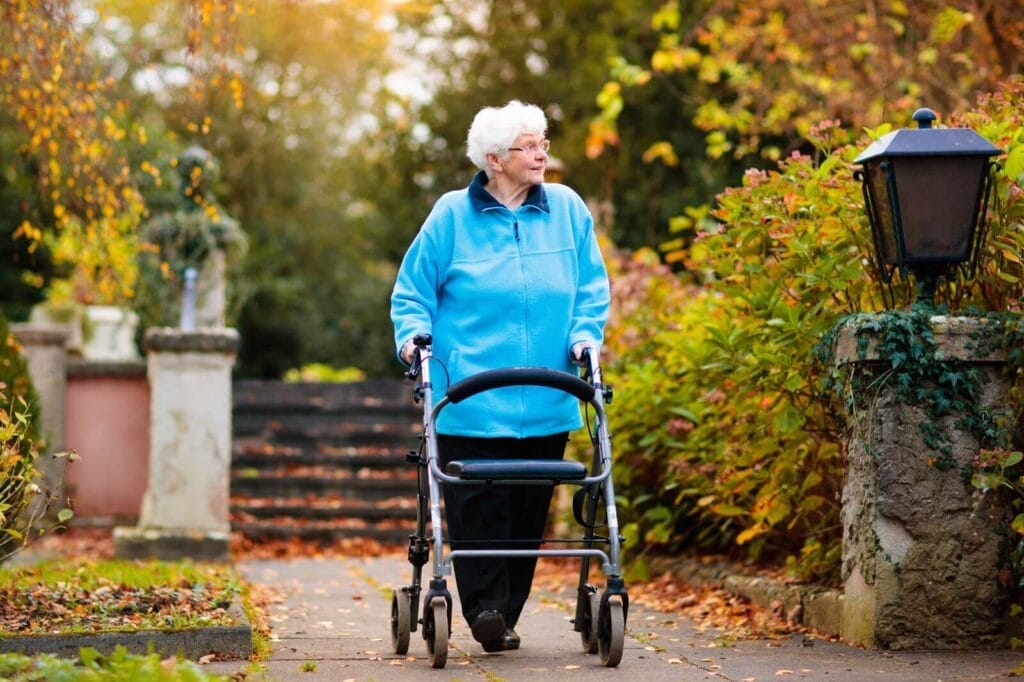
[
  {"x1": 0, "y1": 647, "x2": 231, "y2": 681},
  {"x1": 0, "y1": 558, "x2": 243, "y2": 635},
  {"x1": 0, "y1": 557, "x2": 262, "y2": 680}
]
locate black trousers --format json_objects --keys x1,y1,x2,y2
[{"x1": 437, "y1": 432, "x2": 569, "y2": 629}]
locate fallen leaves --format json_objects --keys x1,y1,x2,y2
[
  {"x1": 229, "y1": 532, "x2": 403, "y2": 560},
  {"x1": 0, "y1": 561, "x2": 239, "y2": 635},
  {"x1": 628, "y1": 571, "x2": 801, "y2": 641},
  {"x1": 532, "y1": 556, "x2": 804, "y2": 645}
]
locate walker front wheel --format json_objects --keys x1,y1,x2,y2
[
  {"x1": 425, "y1": 597, "x2": 449, "y2": 669},
  {"x1": 598, "y1": 597, "x2": 624, "y2": 667},
  {"x1": 390, "y1": 588, "x2": 411, "y2": 655}
]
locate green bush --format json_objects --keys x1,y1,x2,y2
[
  {"x1": 605, "y1": 80, "x2": 1024, "y2": 583},
  {"x1": 0, "y1": 647, "x2": 227, "y2": 681},
  {"x1": 0, "y1": 310, "x2": 72, "y2": 561},
  {"x1": 0, "y1": 311, "x2": 43, "y2": 561}
]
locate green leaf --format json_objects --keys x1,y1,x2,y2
[
  {"x1": 644, "y1": 505, "x2": 672, "y2": 522},
  {"x1": 1002, "y1": 451, "x2": 1024, "y2": 469},
  {"x1": 1006, "y1": 145, "x2": 1024, "y2": 182},
  {"x1": 773, "y1": 405, "x2": 806, "y2": 433},
  {"x1": 712, "y1": 503, "x2": 747, "y2": 517}
]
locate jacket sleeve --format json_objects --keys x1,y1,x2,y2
[
  {"x1": 567, "y1": 209, "x2": 610, "y2": 355},
  {"x1": 390, "y1": 224, "x2": 441, "y2": 363}
]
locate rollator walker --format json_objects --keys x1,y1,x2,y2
[{"x1": 389, "y1": 334, "x2": 629, "y2": 669}]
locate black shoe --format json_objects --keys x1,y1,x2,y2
[
  {"x1": 470, "y1": 610, "x2": 506, "y2": 645},
  {"x1": 503, "y1": 628, "x2": 520, "y2": 650},
  {"x1": 481, "y1": 636, "x2": 507, "y2": 653}
]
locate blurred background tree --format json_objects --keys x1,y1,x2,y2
[
  {"x1": 2, "y1": 0, "x2": 1021, "y2": 380},
  {"x1": 0, "y1": 0, "x2": 146, "y2": 319}
]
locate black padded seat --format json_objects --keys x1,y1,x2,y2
[{"x1": 445, "y1": 459, "x2": 587, "y2": 481}]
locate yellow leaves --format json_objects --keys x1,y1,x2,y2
[
  {"x1": 13, "y1": 220, "x2": 43, "y2": 248},
  {"x1": 642, "y1": 141, "x2": 679, "y2": 167},
  {"x1": 651, "y1": 47, "x2": 701, "y2": 73},
  {"x1": 651, "y1": 1, "x2": 680, "y2": 32},
  {"x1": 736, "y1": 523, "x2": 766, "y2": 545},
  {"x1": 47, "y1": 214, "x2": 140, "y2": 306},
  {"x1": 917, "y1": 47, "x2": 938, "y2": 65},
  {"x1": 102, "y1": 116, "x2": 126, "y2": 141},
  {"x1": 697, "y1": 55, "x2": 723, "y2": 84},
  {"x1": 596, "y1": 81, "x2": 622, "y2": 114},
  {"x1": 930, "y1": 7, "x2": 973, "y2": 45},
  {"x1": 203, "y1": 204, "x2": 221, "y2": 224},
  {"x1": 47, "y1": 157, "x2": 61, "y2": 184},
  {"x1": 230, "y1": 75, "x2": 245, "y2": 109},
  {"x1": 585, "y1": 119, "x2": 619, "y2": 160},
  {"x1": 85, "y1": 140, "x2": 104, "y2": 161}
]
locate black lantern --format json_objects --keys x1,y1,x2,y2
[{"x1": 854, "y1": 108, "x2": 1000, "y2": 301}]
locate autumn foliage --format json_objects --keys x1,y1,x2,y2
[
  {"x1": 0, "y1": 0, "x2": 145, "y2": 304},
  {"x1": 0, "y1": 0, "x2": 247, "y2": 307},
  {"x1": 592, "y1": 0, "x2": 1024, "y2": 163},
  {"x1": 603, "y1": 81, "x2": 1024, "y2": 583}
]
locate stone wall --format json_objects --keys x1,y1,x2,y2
[{"x1": 836, "y1": 316, "x2": 1012, "y2": 649}]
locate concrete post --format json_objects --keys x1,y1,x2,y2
[
  {"x1": 834, "y1": 315, "x2": 1011, "y2": 649},
  {"x1": 114, "y1": 327, "x2": 238, "y2": 561},
  {"x1": 11, "y1": 323, "x2": 70, "y2": 511}
]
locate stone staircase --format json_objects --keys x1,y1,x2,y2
[{"x1": 230, "y1": 379, "x2": 422, "y2": 545}]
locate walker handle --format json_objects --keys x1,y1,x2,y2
[{"x1": 445, "y1": 367, "x2": 596, "y2": 404}]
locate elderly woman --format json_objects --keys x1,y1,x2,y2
[{"x1": 390, "y1": 100, "x2": 610, "y2": 653}]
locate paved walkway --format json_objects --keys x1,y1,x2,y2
[{"x1": 206, "y1": 555, "x2": 1024, "y2": 681}]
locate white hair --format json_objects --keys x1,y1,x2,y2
[{"x1": 466, "y1": 100, "x2": 547, "y2": 174}]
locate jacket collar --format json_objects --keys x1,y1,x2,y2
[{"x1": 468, "y1": 170, "x2": 549, "y2": 214}]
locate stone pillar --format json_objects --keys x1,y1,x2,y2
[
  {"x1": 11, "y1": 323, "x2": 70, "y2": 510},
  {"x1": 834, "y1": 315, "x2": 1011, "y2": 649},
  {"x1": 114, "y1": 327, "x2": 238, "y2": 561}
]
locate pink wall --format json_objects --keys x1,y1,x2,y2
[{"x1": 64, "y1": 364, "x2": 150, "y2": 523}]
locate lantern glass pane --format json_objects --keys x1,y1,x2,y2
[
  {"x1": 891, "y1": 156, "x2": 987, "y2": 263},
  {"x1": 865, "y1": 162, "x2": 898, "y2": 264}
]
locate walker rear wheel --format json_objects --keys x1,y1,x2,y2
[
  {"x1": 579, "y1": 588, "x2": 600, "y2": 654},
  {"x1": 425, "y1": 597, "x2": 449, "y2": 669},
  {"x1": 598, "y1": 597, "x2": 624, "y2": 667},
  {"x1": 390, "y1": 588, "x2": 411, "y2": 655}
]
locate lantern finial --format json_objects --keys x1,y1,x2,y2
[{"x1": 912, "y1": 108, "x2": 937, "y2": 129}]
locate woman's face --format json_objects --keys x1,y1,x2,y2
[{"x1": 501, "y1": 133, "x2": 548, "y2": 186}]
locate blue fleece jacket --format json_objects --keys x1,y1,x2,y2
[{"x1": 391, "y1": 171, "x2": 610, "y2": 437}]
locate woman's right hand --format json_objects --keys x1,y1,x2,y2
[{"x1": 570, "y1": 341, "x2": 598, "y2": 365}]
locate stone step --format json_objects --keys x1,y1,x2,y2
[
  {"x1": 231, "y1": 472, "x2": 416, "y2": 500},
  {"x1": 231, "y1": 498, "x2": 416, "y2": 522},
  {"x1": 231, "y1": 442, "x2": 417, "y2": 469},
  {"x1": 233, "y1": 414, "x2": 420, "y2": 441},
  {"x1": 231, "y1": 521, "x2": 415, "y2": 545},
  {"x1": 233, "y1": 379, "x2": 416, "y2": 411},
  {"x1": 229, "y1": 379, "x2": 423, "y2": 543},
  {"x1": 234, "y1": 401, "x2": 417, "y2": 418}
]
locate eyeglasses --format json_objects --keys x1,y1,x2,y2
[{"x1": 506, "y1": 140, "x2": 551, "y2": 154}]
